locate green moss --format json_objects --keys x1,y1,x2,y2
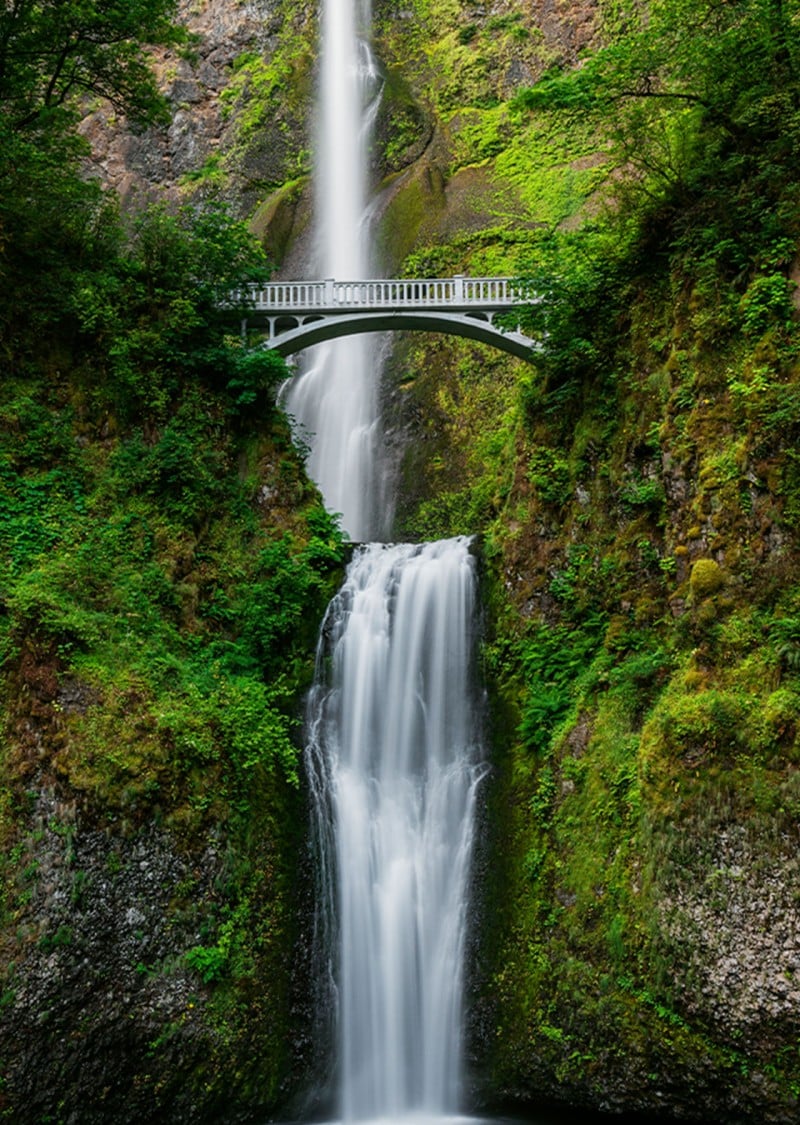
[
  {"x1": 381, "y1": 0, "x2": 800, "y2": 1112},
  {"x1": 376, "y1": 163, "x2": 447, "y2": 267},
  {"x1": 689, "y1": 558, "x2": 725, "y2": 598},
  {"x1": 179, "y1": 152, "x2": 229, "y2": 192},
  {"x1": 217, "y1": 1, "x2": 316, "y2": 192}
]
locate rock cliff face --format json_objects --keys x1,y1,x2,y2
[
  {"x1": 3, "y1": 790, "x2": 227, "y2": 1123},
  {"x1": 81, "y1": 0, "x2": 313, "y2": 216},
  {"x1": 7, "y1": 0, "x2": 800, "y2": 1122},
  {"x1": 79, "y1": 0, "x2": 603, "y2": 270},
  {"x1": 346, "y1": 4, "x2": 800, "y2": 1123},
  {"x1": 0, "y1": 407, "x2": 329, "y2": 1121}
]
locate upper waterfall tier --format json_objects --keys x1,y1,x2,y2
[{"x1": 281, "y1": 0, "x2": 384, "y2": 541}]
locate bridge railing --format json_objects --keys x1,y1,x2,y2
[{"x1": 237, "y1": 276, "x2": 530, "y2": 312}]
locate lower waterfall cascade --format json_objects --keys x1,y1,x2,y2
[{"x1": 305, "y1": 539, "x2": 485, "y2": 1121}]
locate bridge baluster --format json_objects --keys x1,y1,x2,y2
[{"x1": 239, "y1": 273, "x2": 523, "y2": 315}]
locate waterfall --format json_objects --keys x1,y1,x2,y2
[
  {"x1": 281, "y1": 0, "x2": 383, "y2": 542},
  {"x1": 306, "y1": 540, "x2": 484, "y2": 1121},
  {"x1": 290, "y1": 1, "x2": 485, "y2": 1120}
]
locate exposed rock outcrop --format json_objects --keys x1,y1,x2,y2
[{"x1": 80, "y1": 0, "x2": 310, "y2": 214}]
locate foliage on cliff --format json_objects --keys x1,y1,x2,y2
[
  {"x1": 378, "y1": 0, "x2": 800, "y2": 1120},
  {"x1": 0, "y1": 9, "x2": 345, "y2": 1121},
  {"x1": 0, "y1": 0, "x2": 184, "y2": 132}
]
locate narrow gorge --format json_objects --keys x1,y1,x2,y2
[{"x1": 2, "y1": 1, "x2": 800, "y2": 1124}]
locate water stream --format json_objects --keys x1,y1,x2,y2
[
  {"x1": 281, "y1": 0, "x2": 383, "y2": 543},
  {"x1": 272, "y1": 4, "x2": 675, "y2": 1123},
  {"x1": 306, "y1": 541, "x2": 484, "y2": 1121},
  {"x1": 287, "y1": 0, "x2": 486, "y2": 1121}
]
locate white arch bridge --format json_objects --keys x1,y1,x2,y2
[{"x1": 237, "y1": 276, "x2": 537, "y2": 361}]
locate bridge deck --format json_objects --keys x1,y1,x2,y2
[{"x1": 239, "y1": 275, "x2": 526, "y2": 314}]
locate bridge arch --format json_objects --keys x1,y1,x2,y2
[{"x1": 263, "y1": 310, "x2": 535, "y2": 361}]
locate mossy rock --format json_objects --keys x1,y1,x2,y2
[
  {"x1": 373, "y1": 67, "x2": 432, "y2": 180},
  {"x1": 251, "y1": 177, "x2": 311, "y2": 267},
  {"x1": 376, "y1": 157, "x2": 448, "y2": 268},
  {"x1": 689, "y1": 558, "x2": 725, "y2": 598}
]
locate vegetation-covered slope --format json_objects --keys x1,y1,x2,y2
[
  {"x1": 367, "y1": 1, "x2": 800, "y2": 1120},
  {"x1": 0, "y1": 5, "x2": 345, "y2": 1120}
]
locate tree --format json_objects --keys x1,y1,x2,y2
[
  {"x1": 516, "y1": 0, "x2": 800, "y2": 199},
  {"x1": 0, "y1": 0, "x2": 186, "y2": 351},
  {"x1": 514, "y1": 0, "x2": 800, "y2": 271},
  {"x1": 0, "y1": 0, "x2": 183, "y2": 133}
]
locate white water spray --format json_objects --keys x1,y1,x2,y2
[
  {"x1": 282, "y1": 0, "x2": 383, "y2": 541},
  {"x1": 306, "y1": 539, "x2": 484, "y2": 1121},
  {"x1": 288, "y1": 1, "x2": 486, "y2": 1121}
]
